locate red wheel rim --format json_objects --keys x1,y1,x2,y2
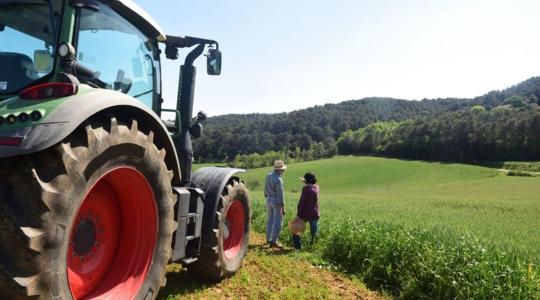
[
  {"x1": 67, "y1": 167, "x2": 157, "y2": 300},
  {"x1": 223, "y1": 200, "x2": 245, "y2": 260}
]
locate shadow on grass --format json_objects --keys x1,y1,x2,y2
[
  {"x1": 248, "y1": 242, "x2": 295, "y2": 256},
  {"x1": 157, "y1": 268, "x2": 218, "y2": 299}
]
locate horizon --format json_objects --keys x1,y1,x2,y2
[
  {"x1": 195, "y1": 76, "x2": 539, "y2": 117},
  {"x1": 136, "y1": 0, "x2": 540, "y2": 117}
]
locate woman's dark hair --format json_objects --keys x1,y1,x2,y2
[{"x1": 303, "y1": 172, "x2": 317, "y2": 184}]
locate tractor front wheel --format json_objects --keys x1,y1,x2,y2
[
  {"x1": 0, "y1": 117, "x2": 175, "y2": 299},
  {"x1": 188, "y1": 181, "x2": 251, "y2": 280}
]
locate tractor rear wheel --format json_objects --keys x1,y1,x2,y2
[
  {"x1": 0, "y1": 117, "x2": 175, "y2": 299},
  {"x1": 188, "y1": 181, "x2": 251, "y2": 280}
]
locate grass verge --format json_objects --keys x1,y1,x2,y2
[
  {"x1": 251, "y1": 207, "x2": 540, "y2": 299},
  {"x1": 321, "y1": 219, "x2": 539, "y2": 299}
]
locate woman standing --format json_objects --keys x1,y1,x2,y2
[{"x1": 293, "y1": 172, "x2": 320, "y2": 250}]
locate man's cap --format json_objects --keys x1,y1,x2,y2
[{"x1": 273, "y1": 160, "x2": 287, "y2": 170}]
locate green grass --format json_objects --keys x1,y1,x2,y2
[
  {"x1": 243, "y1": 156, "x2": 540, "y2": 257},
  {"x1": 240, "y1": 156, "x2": 540, "y2": 299}
]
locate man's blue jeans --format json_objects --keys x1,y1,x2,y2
[
  {"x1": 292, "y1": 219, "x2": 318, "y2": 249},
  {"x1": 266, "y1": 202, "x2": 283, "y2": 243}
]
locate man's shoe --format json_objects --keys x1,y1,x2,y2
[{"x1": 270, "y1": 242, "x2": 283, "y2": 248}]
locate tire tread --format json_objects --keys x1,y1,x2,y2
[{"x1": 0, "y1": 116, "x2": 175, "y2": 299}]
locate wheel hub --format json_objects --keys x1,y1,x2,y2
[
  {"x1": 67, "y1": 167, "x2": 157, "y2": 300},
  {"x1": 72, "y1": 218, "x2": 97, "y2": 256}
]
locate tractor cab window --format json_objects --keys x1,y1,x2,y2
[
  {"x1": 77, "y1": 5, "x2": 158, "y2": 108},
  {"x1": 0, "y1": 0, "x2": 62, "y2": 95}
]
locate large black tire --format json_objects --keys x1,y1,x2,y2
[
  {"x1": 188, "y1": 181, "x2": 251, "y2": 280},
  {"x1": 0, "y1": 117, "x2": 175, "y2": 299}
]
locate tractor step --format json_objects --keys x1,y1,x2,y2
[{"x1": 172, "y1": 187, "x2": 204, "y2": 262}]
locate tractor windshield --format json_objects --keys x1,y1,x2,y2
[{"x1": 0, "y1": 0, "x2": 62, "y2": 95}]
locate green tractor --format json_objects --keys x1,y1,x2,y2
[{"x1": 0, "y1": 0, "x2": 251, "y2": 299}]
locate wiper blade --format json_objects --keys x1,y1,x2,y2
[{"x1": 134, "y1": 90, "x2": 152, "y2": 98}]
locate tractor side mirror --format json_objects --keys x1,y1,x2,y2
[{"x1": 206, "y1": 48, "x2": 221, "y2": 75}]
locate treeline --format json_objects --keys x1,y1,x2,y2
[
  {"x1": 228, "y1": 141, "x2": 337, "y2": 169},
  {"x1": 337, "y1": 98, "x2": 540, "y2": 161},
  {"x1": 194, "y1": 77, "x2": 540, "y2": 163},
  {"x1": 193, "y1": 97, "x2": 472, "y2": 161}
]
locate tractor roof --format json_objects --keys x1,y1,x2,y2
[
  {"x1": 1, "y1": 0, "x2": 168, "y2": 42},
  {"x1": 110, "y1": 0, "x2": 166, "y2": 42}
]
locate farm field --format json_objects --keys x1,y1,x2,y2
[
  {"x1": 239, "y1": 156, "x2": 540, "y2": 258},
  {"x1": 195, "y1": 156, "x2": 540, "y2": 299}
]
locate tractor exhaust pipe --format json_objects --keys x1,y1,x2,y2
[
  {"x1": 176, "y1": 44, "x2": 205, "y2": 185},
  {"x1": 166, "y1": 35, "x2": 221, "y2": 186}
]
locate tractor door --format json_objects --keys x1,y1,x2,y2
[{"x1": 73, "y1": 3, "x2": 162, "y2": 112}]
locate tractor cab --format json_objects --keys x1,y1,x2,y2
[
  {"x1": 0, "y1": 0, "x2": 220, "y2": 120},
  {"x1": 0, "y1": 0, "x2": 221, "y2": 182}
]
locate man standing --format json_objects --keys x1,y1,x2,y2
[{"x1": 265, "y1": 160, "x2": 286, "y2": 247}]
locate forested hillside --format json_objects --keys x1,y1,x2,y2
[
  {"x1": 194, "y1": 77, "x2": 540, "y2": 162},
  {"x1": 338, "y1": 105, "x2": 540, "y2": 162}
]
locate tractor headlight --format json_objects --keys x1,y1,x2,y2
[{"x1": 58, "y1": 42, "x2": 75, "y2": 59}]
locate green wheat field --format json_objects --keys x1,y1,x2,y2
[{"x1": 235, "y1": 156, "x2": 540, "y2": 299}]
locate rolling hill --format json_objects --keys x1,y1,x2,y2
[{"x1": 194, "y1": 77, "x2": 540, "y2": 162}]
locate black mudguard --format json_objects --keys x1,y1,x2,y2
[
  {"x1": 0, "y1": 89, "x2": 181, "y2": 184},
  {"x1": 191, "y1": 166, "x2": 245, "y2": 247}
]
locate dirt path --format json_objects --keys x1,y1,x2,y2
[{"x1": 158, "y1": 233, "x2": 387, "y2": 299}]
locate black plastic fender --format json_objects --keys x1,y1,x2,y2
[
  {"x1": 191, "y1": 166, "x2": 245, "y2": 247},
  {"x1": 0, "y1": 88, "x2": 181, "y2": 184}
]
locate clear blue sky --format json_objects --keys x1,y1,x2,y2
[{"x1": 137, "y1": 0, "x2": 540, "y2": 116}]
